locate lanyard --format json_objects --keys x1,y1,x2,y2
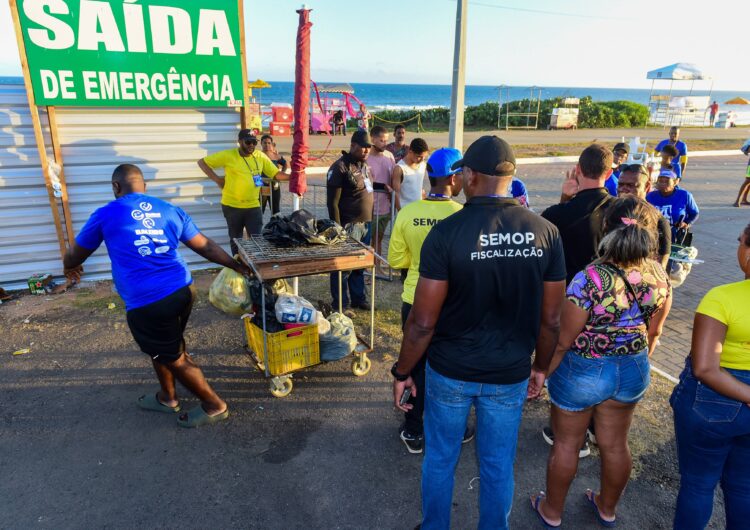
[
  {"x1": 428, "y1": 192, "x2": 450, "y2": 199},
  {"x1": 481, "y1": 194, "x2": 511, "y2": 199},
  {"x1": 240, "y1": 151, "x2": 262, "y2": 177}
]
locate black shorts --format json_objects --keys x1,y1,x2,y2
[{"x1": 126, "y1": 284, "x2": 195, "y2": 364}]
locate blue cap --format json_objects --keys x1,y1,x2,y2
[
  {"x1": 658, "y1": 169, "x2": 678, "y2": 179},
  {"x1": 426, "y1": 148, "x2": 463, "y2": 178}
]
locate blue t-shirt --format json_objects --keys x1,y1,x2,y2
[
  {"x1": 656, "y1": 140, "x2": 688, "y2": 160},
  {"x1": 508, "y1": 178, "x2": 530, "y2": 207},
  {"x1": 604, "y1": 174, "x2": 619, "y2": 196},
  {"x1": 646, "y1": 189, "x2": 699, "y2": 226},
  {"x1": 75, "y1": 193, "x2": 200, "y2": 311}
]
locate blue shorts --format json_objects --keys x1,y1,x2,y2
[{"x1": 548, "y1": 350, "x2": 651, "y2": 411}]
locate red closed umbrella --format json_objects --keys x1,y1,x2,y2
[{"x1": 289, "y1": 7, "x2": 312, "y2": 198}]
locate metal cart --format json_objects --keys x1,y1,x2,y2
[{"x1": 235, "y1": 236, "x2": 376, "y2": 397}]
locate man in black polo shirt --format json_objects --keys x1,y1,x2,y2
[
  {"x1": 540, "y1": 144, "x2": 614, "y2": 455},
  {"x1": 391, "y1": 136, "x2": 566, "y2": 529},
  {"x1": 326, "y1": 129, "x2": 374, "y2": 314}
]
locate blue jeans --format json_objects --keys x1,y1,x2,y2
[
  {"x1": 330, "y1": 222, "x2": 368, "y2": 309},
  {"x1": 421, "y1": 363, "x2": 528, "y2": 530},
  {"x1": 671, "y1": 360, "x2": 750, "y2": 530},
  {"x1": 548, "y1": 350, "x2": 650, "y2": 411}
]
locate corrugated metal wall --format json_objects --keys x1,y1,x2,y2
[
  {"x1": 0, "y1": 83, "x2": 59, "y2": 289},
  {"x1": 54, "y1": 106, "x2": 240, "y2": 280},
  {"x1": 0, "y1": 82, "x2": 245, "y2": 289}
]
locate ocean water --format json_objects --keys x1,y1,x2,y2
[
  {"x1": 256, "y1": 80, "x2": 750, "y2": 112},
  {"x1": 4, "y1": 75, "x2": 748, "y2": 122}
]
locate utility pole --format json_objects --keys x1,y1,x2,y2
[{"x1": 448, "y1": 0, "x2": 467, "y2": 151}]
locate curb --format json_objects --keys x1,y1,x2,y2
[
  {"x1": 305, "y1": 150, "x2": 741, "y2": 174},
  {"x1": 650, "y1": 365, "x2": 679, "y2": 384}
]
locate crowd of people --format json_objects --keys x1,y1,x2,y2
[{"x1": 59, "y1": 121, "x2": 748, "y2": 529}]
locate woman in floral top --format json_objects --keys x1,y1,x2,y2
[{"x1": 531, "y1": 197, "x2": 672, "y2": 528}]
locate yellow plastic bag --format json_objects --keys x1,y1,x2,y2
[{"x1": 209, "y1": 267, "x2": 252, "y2": 316}]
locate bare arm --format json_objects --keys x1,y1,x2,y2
[
  {"x1": 62, "y1": 243, "x2": 97, "y2": 283},
  {"x1": 647, "y1": 291, "x2": 672, "y2": 356},
  {"x1": 197, "y1": 159, "x2": 224, "y2": 189},
  {"x1": 390, "y1": 166, "x2": 403, "y2": 210},
  {"x1": 547, "y1": 299, "x2": 589, "y2": 376},
  {"x1": 393, "y1": 277, "x2": 448, "y2": 411},
  {"x1": 691, "y1": 313, "x2": 750, "y2": 404},
  {"x1": 183, "y1": 233, "x2": 251, "y2": 275},
  {"x1": 326, "y1": 186, "x2": 343, "y2": 225},
  {"x1": 528, "y1": 280, "x2": 565, "y2": 398}
]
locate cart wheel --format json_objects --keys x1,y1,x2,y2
[
  {"x1": 269, "y1": 377, "x2": 293, "y2": 398},
  {"x1": 351, "y1": 356, "x2": 371, "y2": 377}
]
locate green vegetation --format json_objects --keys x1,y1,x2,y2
[{"x1": 367, "y1": 96, "x2": 649, "y2": 131}]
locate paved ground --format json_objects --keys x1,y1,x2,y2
[
  {"x1": 2, "y1": 155, "x2": 745, "y2": 529},
  {"x1": 272, "y1": 126, "x2": 750, "y2": 153}
]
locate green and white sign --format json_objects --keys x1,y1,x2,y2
[{"x1": 16, "y1": 0, "x2": 244, "y2": 107}]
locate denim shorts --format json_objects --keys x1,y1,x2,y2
[{"x1": 548, "y1": 350, "x2": 651, "y2": 411}]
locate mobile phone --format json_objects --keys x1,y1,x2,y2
[
  {"x1": 372, "y1": 182, "x2": 387, "y2": 191},
  {"x1": 399, "y1": 387, "x2": 412, "y2": 406}
]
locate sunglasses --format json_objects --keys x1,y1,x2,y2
[
  {"x1": 618, "y1": 163, "x2": 649, "y2": 176},
  {"x1": 242, "y1": 138, "x2": 257, "y2": 145}
]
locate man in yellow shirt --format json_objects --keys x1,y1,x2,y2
[
  {"x1": 388, "y1": 147, "x2": 467, "y2": 453},
  {"x1": 198, "y1": 129, "x2": 288, "y2": 255}
]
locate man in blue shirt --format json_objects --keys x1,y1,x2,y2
[
  {"x1": 63, "y1": 164, "x2": 250, "y2": 428},
  {"x1": 655, "y1": 127, "x2": 688, "y2": 174},
  {"x1": 646, "y1": 169, "x2": 699, "y2": 231},
  {"x1": 605, "y1": 142, "x2": 628, "y2": 196}
]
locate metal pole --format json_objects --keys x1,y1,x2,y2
[
  {"x1": 448, "y1": 0, "x2": 467, "y2": 151},
  {"x1": 292, "y1": 193, "x2": 300, "y2": 295}
]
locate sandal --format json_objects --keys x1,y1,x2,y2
[
  {"x1": 529, "y1": 492, "x2": 561, "y2": 529},
  {"x1": 137, "y1": 393, "x2": 180, "y2": 413},
  {"x1": 585, "y1": 489, "x2": 617, "y2": 527},
  {"x1": 177, "y1": 406, "x2": 229, "y2": 428}
]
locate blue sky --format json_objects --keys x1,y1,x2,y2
[{"x1": 2, "y1": 0, "x2": 748, "y2": 90}]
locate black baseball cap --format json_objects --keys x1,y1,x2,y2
[
  {"x1": 451, "y1": 135, "x2": 516, "y2": 176},
  {"x1": 351, "y1": 129, "x2": 372, "y2": 148},
  {"x1": 238, "y1": 129, "x2": 257, "y2": 142},
  {"x1": 613, "y1": 142, "x2": 629, "y2": 154}
]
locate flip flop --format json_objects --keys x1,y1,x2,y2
[
  {"x1": 529, "y1": 492, "x2": 561, "y2": 529},
  {"x1": 585, "y1": 489, "x2": 617, "y2": 527},
  {"x1": 177, "y1": 406, "x2": 229, "y2": 428},
  {"x1": 137, "y1": 393, "x2": 180, "y2": 413}
]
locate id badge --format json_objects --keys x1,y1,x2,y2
[
  {"x1": 252, "y1": 174, "x2": 263, "y2": 187},
  {"x1": 363, "y1": 177, "x2": 373, "y2": 193}
]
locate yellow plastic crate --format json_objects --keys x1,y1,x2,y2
[{"x1": 243, "y1": 317, "x2": 320, "y2": 376}]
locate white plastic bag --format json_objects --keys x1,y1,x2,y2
[
  {"x1": 274, "y1": 294, "x2": 317, "y2": 324},
  {"x1": 319, "y1": 312, "x2": 357, "y2": 361},
  {"x1": 209, "y1": 267, "x2": 251, "y2": 316}
]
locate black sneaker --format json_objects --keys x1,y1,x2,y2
[
  {"x1": 400, "y1": 428, "x2": 424, "y2": 454},
  {"x1": 462, "y1": 426, "x2": 476, "y2": 444},
  {"x1": 542, "y1": 426, "x2": 591, "y2": 458}
]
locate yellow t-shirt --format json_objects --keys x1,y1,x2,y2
[
  {"x1": 696, "y1": 280, "x2": 750, "y2": 370},
  {"x1": 203, "y1": 148, "x2": 279, "y2": 209},
  {"x1": 388, "y1": 198, "x2": 463, "y2": 304}
]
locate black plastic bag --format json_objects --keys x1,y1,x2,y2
[{"x1": 262, "y1": 209, "x2": 347, "y2": 246}]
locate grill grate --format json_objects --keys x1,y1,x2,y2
[{"x1": 236, "y1": 236, "x2": 369, "y2": 264}]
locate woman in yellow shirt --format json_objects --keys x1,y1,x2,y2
[
  {"x1": 671, "y1": 222, "x2": 750, "y2": 529},
  {"x1": 197, "y1": 129, "x2": 287, "y2": 255}
]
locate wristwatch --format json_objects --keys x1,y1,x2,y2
[{"x1": 390, "y1": 362, "x2": 410, "y2": 382}]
